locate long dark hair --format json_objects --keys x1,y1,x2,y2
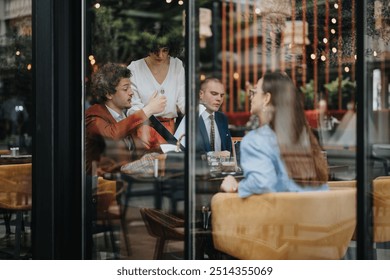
[{"x1": 262, "y1": 71, "x2": 328, "y2": 185}]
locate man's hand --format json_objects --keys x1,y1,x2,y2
[{"x1": 142, "y1": 91, "x2": 167, "y2": 117}]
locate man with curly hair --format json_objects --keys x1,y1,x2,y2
[{"x1": 86, "y1": 62, "x2": 166, "y2": 175}]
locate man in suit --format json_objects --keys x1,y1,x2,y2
[
  {"x1": 175, "y1": 77, "x2": 232, "y2": 155},
  {"x1": 85, "y1": 62, "x2": 166, "y2": 175}
]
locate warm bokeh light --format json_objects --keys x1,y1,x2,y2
[
  {"x1": 178, "y1": 0, "x2": 183, "y2": 5},
  {"x1": 233, "y1": 72, "x2": 240, "y2": 80},
  {"x1": 334, "y1": 3, "x2": 339, "y2": 9},
  {"x1": 200, "y1": 74, "x2": 206, "y2": 81},
  {"x1": 354, "y1": 54, "x2": 357, "y2": 60},
  {"x1": 323, "y1": 38, "x2": 328, "y2": 44},
  {"x1": 255, "y1": 8, "x2": 261, "y2": 14},
  {"x1": 90, "y1": 59, "x2": 96, "y2": 65},
  {"x1": 344, "y1": 67, "x2": 350, "y2": 73},
  {"x1": 88, "y1": 55, "x2": 94, "y2": 61},
  {"x1": 331, "y1": 28, "x2": 336, "y2": 34},
  {"x1": 331, "y1": 18, "x2": 337, "y2": 24},
  {"x1": 321, "y1": 55, "x2": 326, "y2": 61},
  {"x1": 16, "y1": 50, "x2": 20, "y2": 56},
  {"x1": 94, "y1": 3, "x2": 100, "y2": 9},
  {"x1": 332, "y1": 47, "x2": 337, "y2": 53},
  {"x1": 310, "y1": 54, "x2": 316, "y2": 60},
  {"x1": 27, "y1": 64, "x2": 32, "y2": 70},
  {"x1": 166, "y1": 0, "x2": 172, "y2": 3}
]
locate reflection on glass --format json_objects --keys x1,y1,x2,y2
[
  {"x1": 86, "y1": 1, "x2": 185, "y2": 259},
  {"x1": 0, "y1": 0, "x2": 32, "y2": 259}
]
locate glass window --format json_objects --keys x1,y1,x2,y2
[
  {"x1": 85, "y1": 0, "x2": 186, "y2": 259},
  {"x1": 195, "y1": 0, "x2": 371, "y2": 261},
  {"x1": 0, "y1": 0, "x2": 32, "y2": 259},
  {"x1": 83, "y1": 0, "x2": 390, "y2": 260}
]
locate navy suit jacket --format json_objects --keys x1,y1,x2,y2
[{"x1": 197, "y1": 111, "x2": 232, "y2": 154}]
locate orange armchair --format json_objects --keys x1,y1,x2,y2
[{"x1": 211, "y1": 187, "x2": 356, "y2": 260}]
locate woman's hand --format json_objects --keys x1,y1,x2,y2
[
  {"x1": 142, "y1": 91, "x2": 167, "y2": 117},
  {"x1": 220, "y1": 175, "x2": 238, "y2": 193}
]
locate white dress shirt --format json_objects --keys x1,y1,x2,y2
[
  {"x1": 174, "y1": 104, "x2": 221, "y2": 151},
  {"x1": 127, "y1": 57, "x2": 186, "y2": 118},
  {"x1": 105, "y1": 105, "x2": 133, "y2": 150}
]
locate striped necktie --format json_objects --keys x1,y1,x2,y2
[{"x1": 209, "y1": 114, "x2": 215, "y2": 151}]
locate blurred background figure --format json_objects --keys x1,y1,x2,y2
[
  {"x1": 317, "y1": 99, "x2": 340, "y2": 146},
  {"x1": 327, "y1": 101, "x2": 356, "y2": 148}
]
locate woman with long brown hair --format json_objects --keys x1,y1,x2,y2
[{"x1": 221, "y1": 71, "x2": 328, "y2": 197}]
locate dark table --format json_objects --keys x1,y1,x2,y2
[{"x1": 0, "y1": 155, "x2": 32, "y2": 165}]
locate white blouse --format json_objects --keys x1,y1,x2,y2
[{"x1": 127, "y1": 56, "x2": 185, "y2": 118}]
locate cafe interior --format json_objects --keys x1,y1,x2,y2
[{"x1": 0, "y1": 0, "x2": 390, "y2": 260}]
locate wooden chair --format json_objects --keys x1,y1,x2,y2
[
  {"x1": 139, "y1": 208, "x2": 184, "y2": 259},
  {"x1": 93, "y1": 177, "x2": 132, "y2": 258},
  {"x1": 211, "y1": 187, "x2": 356, "y2": 259},
  {"x1": 373, "y1": 176, "x2": 390, "y2": 242},
  {"x1": 0, "y1": 163, "x2": 32, "y2": 258}
]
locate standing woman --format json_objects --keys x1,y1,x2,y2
[
  {"x1": 127, "y1": 26, "x2": 185, "y2": 147},
  {"x1": 221, "y1": 71, "x2": 328, "y2": 197}
]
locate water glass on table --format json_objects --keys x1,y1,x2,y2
[
  {"x1": 207, "y1": 152, "x2": 221, "y2": 173},
  {"x1": 220, "y1": 156, "x2": 236, "y2": 173}
]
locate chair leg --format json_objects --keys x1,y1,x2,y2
[
  {"x1": 105, "y1": 214, "x2": 119, "y2": 259},
  {"x1": 154, "y1": 238, "x2": 166, "y2": 260},
  {"x1": 14, "y1": 212, "x2": 22, "y2": 258},
  {"x1": 4, "y1": 212, "x2": 12, "y2": 235},
  {"x1": 120, "y1": 213, "x2": 132, "y2": 257}
]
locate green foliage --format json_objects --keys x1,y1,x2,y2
[
  {"x1": 300, "y1": 77, "x2": 356, "y2": 110},
  {"x1": 92, "y1": 6, "x2": 138, "y2": 64},
  {"x1": 300, "y1": 79, "x2": 315, "y2": 109},
  {"x1": 324, "y1": 77, "x2": 356, "y2": 109}
]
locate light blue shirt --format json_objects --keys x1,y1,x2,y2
[{"x1": 238, "y1": 125, "x2": 328, "y2": 198}]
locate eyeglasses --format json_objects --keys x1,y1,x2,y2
[{"x1": 249, "y1": 88, "x2": 257, "y2": 99}]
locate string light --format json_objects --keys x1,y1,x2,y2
[
  {"x1": 323, "y1": 38, "x2": 328, "y2": 44},
  {"x1": 332, "y1": 47, "x2": 337, "y2": 53},
  {"x1": 344, "y1": 66, "x2": 350, "y2": 72},
  {"x1": 331, "y1": 18, "x2": 337, "y2": 24},
  {"x1": 27, "y1": 64, "x2": 32, "y2": 70},
  {"x1": 166, "y1": 0, "x2": 172, "y2": 3},
  {"x1": 321, "y1": 55, "x2": 326, "y2": 61},
  {"x1": 16, "y1": 50, "x2": 20, "y2": 56},
  {"x1": 310, "y1": 54, "x2": 316, "y2": 60},
  {"x1": 94, "y1": 3, "x2": 100, "y2": 9},
  {"x1": 255, "y1": 8, "x2": 261, "y2": 14},
  {"x1": 178, "y1": 0, "x2": 183, "y2": 5},
  {"x1": 334, "y1": 3, "x2": 339, "y2": 9},
  {"x1": 331, "y1": 28, "x2": 336, "y2": 34}
]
